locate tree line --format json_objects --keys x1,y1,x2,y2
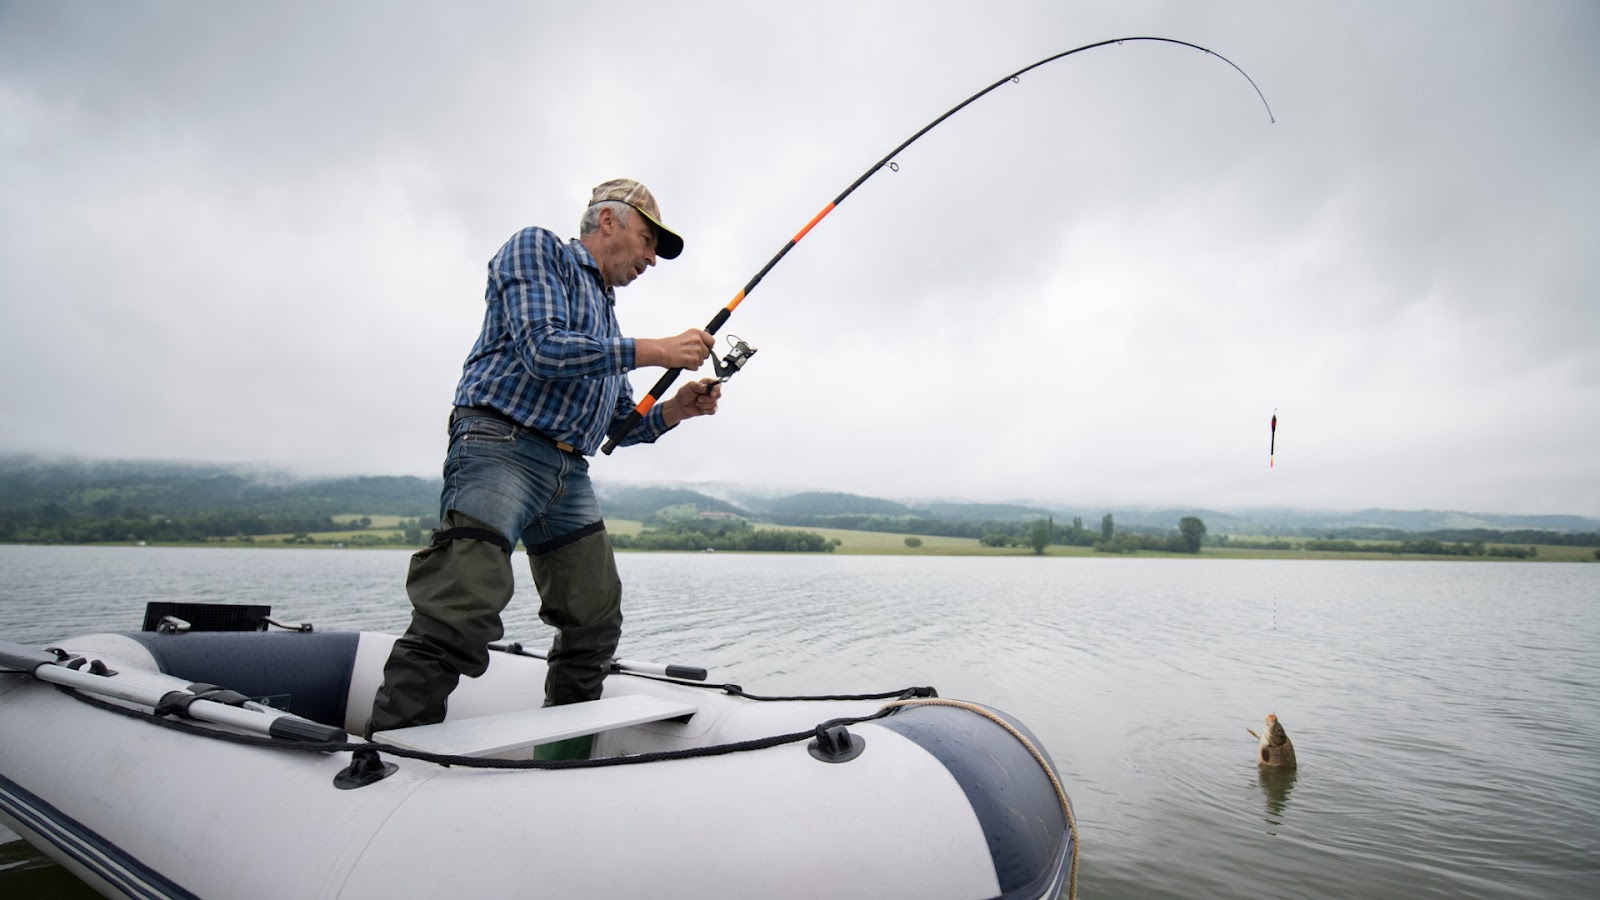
[
  {"x1": 975, "y1": 515, "x2": 1208, "y2": 555},
  {"x1": 611, "y1": 517, "x2": 835, "y2": 553},
  {"x1": 0, "y1": 510, "x2": 437, "y2": 546},
  {"x1": 1215, "y1": 536, "x2": 1567, "y2": 559},
  {"x1": 1304, "y1": 538, "x2": 1539, "y2": 558},
  {"x1": 1300, "y1": 526, "x2": 1600, "y2": 548}
]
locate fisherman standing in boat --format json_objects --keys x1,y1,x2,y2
[{"x1": 365, "y1": 179, "x2": 720, "y2": 758}]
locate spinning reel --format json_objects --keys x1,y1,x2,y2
[{"x1": 710, "y1": 335, "x2": 758, "y2": 384}]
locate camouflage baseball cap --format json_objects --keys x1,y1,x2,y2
[{"x1": 588, "y1": 178, "x2": 683, "y2": 259}]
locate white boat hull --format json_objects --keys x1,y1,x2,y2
[{"x1": 1, "y1": 628, "x2": 1074, "y2": 899}]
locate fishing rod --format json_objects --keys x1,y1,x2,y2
[{"x1": 602, "y1": 36, "x2": 1274, "y2": 454}]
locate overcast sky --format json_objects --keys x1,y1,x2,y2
[{"x1": 2, "y1": 1, "x2": 1596, "y2": 517}]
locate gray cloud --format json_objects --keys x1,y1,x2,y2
[{"x1": 3, "y1": 1, "x2": 1596, "y2": 516}]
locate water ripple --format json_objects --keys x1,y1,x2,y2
[{"x1": 3, "y1": 548, "x2": 1598, "y2": 899}]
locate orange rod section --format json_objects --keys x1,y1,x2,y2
[
  {"x1": 792, "y1": 203, "x2": 836, "y2": 243},
  {"x1": 635, "y1": 395, "x2": 658, "y2": 415},
  {"x1": 725, "y1": 289, "x2": 748, "y2": 312}
]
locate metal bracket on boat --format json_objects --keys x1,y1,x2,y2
[
  {"x1": 152, "y1": 609, "x2": 313, "y2": 635},
  {"x1": 261, "y1": 616, "x2": 315, "y2": 633},
  {"x1": 807, "y1": 723, "x2": 865, "y2": 763},
  {"x1": 6, "y1": 646, "x2": 112, "y2": 679},
  {"x1": 184, "y1": 683, "x2": 253, "y2": 708},
  {"x1": 41, "y1": 647, "x2": 105, "y2": 673},
  {"x1": 156, "y1": 616, "x2": 191, "y2": 635},
  {"x1": 335, "y1": 748, "x2": 398, "y2": 790}
]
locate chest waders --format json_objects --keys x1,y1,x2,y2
[
  {"x1": 365, "y1": 510, "x2": 624, "y2": 759},
  {"x1": 529, "y1": 524, "x2": 624, "y2": 760}
]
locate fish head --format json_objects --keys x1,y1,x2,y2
[
  {"x1": 1264, "y1": 713, "x2": 1288, "y2": 744},
  {"x1": 1256, "y1": 713, "x2": 1297, "y2": 768}
]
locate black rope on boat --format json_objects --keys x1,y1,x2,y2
[
  {"x1": 618, "y1": 668, "x2": 938, "y2": 702},
  {"x1": 494, "y1": 641, "x2": 936, "y2": 701},
  {"x1": 53, "y1": 684, "x2": 901, "y2": 770},
  {"x1": 721, "y1": 683, "x2": 938, "y2": 702}
]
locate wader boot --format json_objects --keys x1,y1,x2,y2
[
  {"x1": 527, "y1": 526, "x2": 623, "y2": 761},
  {"x1": 365, "y1": 511, "x2": 515, "y2": 738}
]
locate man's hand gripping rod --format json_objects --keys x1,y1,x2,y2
[{"x1": 601, "y1": 332, "x2": 756, "y2": 454}]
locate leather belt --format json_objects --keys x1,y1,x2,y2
[{"x1": 449, "y1": 406, "x2": 580, "y2": 455}]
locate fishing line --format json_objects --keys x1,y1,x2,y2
[{"x1": 603, "y1": 36, "x2": 1275, "y2": 453}]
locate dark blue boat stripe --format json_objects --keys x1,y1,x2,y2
[
  {"x1": 875, "y1": 704, "x2": 1074, "y2": 899},
  {"x1": 126, "y1": 630, "x2": 361, "y2": 728},
  {"x1": 0, "y1": 772, "x2": 200, "y2": 900}
]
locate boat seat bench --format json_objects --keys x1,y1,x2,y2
[{"x1": 371, "y1": 694, "x2": 698, "y2": 757}]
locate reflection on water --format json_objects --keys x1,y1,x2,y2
[
  {"x1": 2, "y1": 547, "x2": 1599, "y2": 899},
  {"x1": 1258, "y1": 765, "x2": 1298, "y2": 823}
]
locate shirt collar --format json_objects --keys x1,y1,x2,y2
[{"x1": 568, "y1": 237, "x2": 615, "y2": 302}]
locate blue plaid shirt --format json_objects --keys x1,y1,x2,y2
[{"x1": 452, "y1": 227, "x2": 672, "y2": 454}]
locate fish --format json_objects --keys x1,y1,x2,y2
[{"x1": 1247, "y1": 713, "x2": 1297, "y2": 768}]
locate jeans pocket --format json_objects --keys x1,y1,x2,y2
[{"x1": 456, "y1": 416, "x2": 516, "y2": 444}]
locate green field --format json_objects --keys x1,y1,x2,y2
[
  {"x1": 113, "y1": 516, "x2": 1597, "y2": 562},
  {"x1": 1211, "y1": 536, "x2": 1596, "y2": 562},
  {"x1": 331, "y1": 514, "x2": 410, "y2": 528},
  {"x1": 611, "y1": 520, "x2": 1053, "y2": 556}
]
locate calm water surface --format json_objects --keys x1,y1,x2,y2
[{"x1": 1, "y1": 545, "x2": 1597, "y2": 898}]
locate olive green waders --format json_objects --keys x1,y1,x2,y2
[{"x1": 365, "y1": 510, "x2": 623, "y2": 759}]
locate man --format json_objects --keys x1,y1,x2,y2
[{"x1": 366, "y1": 178, "x2": 720, "y2": 759}]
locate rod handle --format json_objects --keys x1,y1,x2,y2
[{"x1": 601, "y1": 366, "x2": 681, "y2": 455}]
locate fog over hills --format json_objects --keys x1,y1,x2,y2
[
  {"x1": 601, "y1": 480, "x2": 1600, "y2": 534},
  {"x1": 4, "y1": 456, "x2": 1597, "y2": 535}
]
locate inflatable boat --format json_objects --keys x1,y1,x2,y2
[{"x1": 0, "y1": 603, "x2": 1077, "y2": 899}]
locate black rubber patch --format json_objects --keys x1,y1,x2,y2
[{"x1": 876, "y1": 703, "x2": 1073, "y2": 899}]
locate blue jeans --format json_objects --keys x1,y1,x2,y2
[
  {"x1": 440, "y1": 414, "x2": 603, "y2": 549},
  {"x1": 366, "y1": 414, "x2": 623, "y2": 734}
]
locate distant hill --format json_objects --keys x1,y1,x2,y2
[
  {"x1": 0, "y1": 455, "x2": 438, "y2": 519},
  {"x1": 743, "y1": 491, "x2": 917, "y2": 518},
  {"x1": 915, "y1": 501, "x2": 1054, "y2": 522},
  {"x1": 4, "y1": 456, "x2": 1597, "y2": 539},
  {"x1": 593, "y1": 485, "x2": 747, "y2": 521}
]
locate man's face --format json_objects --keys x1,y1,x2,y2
[{"x1": 599, "y1": 206, "x2": 659, "y2": 288}]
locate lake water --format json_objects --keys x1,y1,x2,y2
[{"x1": 2, "y1": 545, "x2": 1597, "y2": 898}]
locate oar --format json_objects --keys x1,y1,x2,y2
[
  {"x1": 488, "y1": 641, "x2": 708, "y2": 681},
  {"x1": 0, "y1": 638, "x2": 348, "y2": 743}
]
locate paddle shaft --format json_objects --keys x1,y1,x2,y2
[
  {"x1": 488, "y1": 641, "x2": 708, "y2": 681},
  {"x1": 0, "y1": 638, "x2": 347, "y2": 743}
]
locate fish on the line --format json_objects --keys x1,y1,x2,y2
[
  {"x1": 1248, "y1": 712, "x2": 1297, "y2": 768},
  {"x1": 1269, "y1": 409, "x2": 1278, "y2": 468}
]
